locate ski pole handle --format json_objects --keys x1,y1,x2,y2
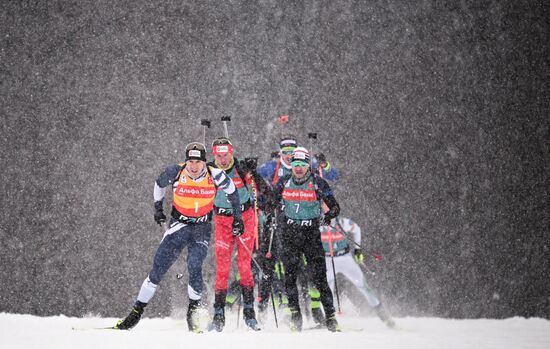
[
  {"x1": 201, "y1": 119, "x2": 211, "y2": 144},
  {"x1": 221, "y1": 115, "x2": 231, "y2": 138}
]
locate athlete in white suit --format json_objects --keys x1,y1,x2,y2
[{"x1": 320, "y1": 216, "x2": 395, "y2": 328}]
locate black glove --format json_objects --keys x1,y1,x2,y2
[
  {"x1": 323, "y1": 214, "x2": 333, "y2": 225},
  {"x1": 153, "y1": 201, "x2": 166, "y2": 226},
  {"x1": 323, "y1": 204, "x2": 339, "y2": 225},
  {"x1": 316, "y1": 153, "x2": 327, "y2": 164},
  {"x1": 232, "y1": 217, "x2": 245, "y2": 236},
  {"x1": 242, "y1": 157, "x2": 258, "y2": 173}
]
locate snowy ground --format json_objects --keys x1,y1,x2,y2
[{"x1": 2, "y1": 313, "x2": 549, "y2": 349}]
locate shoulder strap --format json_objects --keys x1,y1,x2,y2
[
  {"x1": 281, "y1": 173, "x2": 292, "y2": 187},
  {"x1": 272, "y1": 159, "x2": 281, "y2": 185},
  {"x1": 310, "y1": 173, "x2": 325, "y2": 201},
  {"x1": 234, "y1": 159, "x2": 249, "y2": 188},
  {"x1": 205, "y1": 165, "x2": 213, "y2": 177},
  {"x1": 205, "y1": 162, "x2": 218, "y2": 184},
  {"x1": 175, "y1": 163, "x2": 186, "y2": 182}
]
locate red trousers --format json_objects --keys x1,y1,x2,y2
[{"x1": 214, "y1": 207, "x2": 256, "y2": 291}]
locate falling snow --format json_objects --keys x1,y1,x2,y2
[{"x1": 1, "y1": 0, "x2": 548, "y2": 329}]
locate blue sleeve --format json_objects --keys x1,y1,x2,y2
[
  {"x1": 315, "y1": 176, "x2": 335, "y2": 198},
  {"x1": 156, "y1": 164, "x2": 182, "y2": 188},
  {"x1": 322, "y1": 166, "x2": 339, "y2": 181},
  {"x1": 257, "y1": 160, "x2": 276, "y2": 181}
]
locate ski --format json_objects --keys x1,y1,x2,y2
[
  {"x1": 303, "y1": 324, "x2": 363, "y2": 332},
  {"x1": 205, "y1": 323, "x2": 261, "y2": 332},
  {"x1": 71, "y1": 326, "x2": 119, "y2": 331}
]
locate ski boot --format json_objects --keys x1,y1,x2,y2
[
  {"x1": 114, "y1": 301, "x2": 145, "y2": 330},
  {"x1": 325, "y1": 314, "x2": 342, "y2": 332},
  {"x1": 311, "y1": 307, "x2": 325, "y2": 327},
  {"x1": 243, "y1": 305, "x2": 261, "y2": 331},
  {"x1": 374, "y1": 304, "x2": 396, "y2": 328},
  {"x1": 308, "y1": 287, "x2": 325, "y2": 327},
  {"x1": 209, "y1": 307, "x2": 225, "y2": 332},
  {"x1": 186, "y1": 299, "x2": 205, "y2": 333},
  {"x1": 289, "y1": 307, "x2": 303, "y2": 332},
  {"x1": 209, "y1": 290, "x2": 227, "y2": 332}
]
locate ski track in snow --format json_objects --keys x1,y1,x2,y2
[{"x1": 2, "y1": 313, "x2": 549, "y2": 349}]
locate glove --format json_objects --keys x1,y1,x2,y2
[
  {"x1": 353, "y1": 249, "x2": 365, "y2": 264},
  {"x1": 153, "y1": 201, "x2": 166, "y2": 226},
  {"x1": 242, "y1": 157, "x2": 258, "y2": 173},
  {"x1": 154, "y1": 209, "x2": 166, "y2": 226},
  {"x1": 232, "y1": 217, "x2": 245, "y2": 236},
  {"x1": 322, "y1": 215, "x2": 333, "y2": 226},
  {"x1": 316, "y1": 153, "x2": 327, "y2": 165}
]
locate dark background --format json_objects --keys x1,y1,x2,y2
[{"x1": 1, "y1": 0, "x2": 548, "y2": 319}]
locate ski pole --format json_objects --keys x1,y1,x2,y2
[
  {"x1": 258, "y1": 211, "x2": 279, "y2": 327},
  {"x1": 236, "y1": 294, "x2": 241, "y2": 329},
  {"x1": 237, "y1": 235, "x2": 280, "y2": 326},
  {"x1": 266, "y1": 211, "x2": 277, "y2": 259},
  {"x1": 333, "y1": 221, "x2": 378, "y2": 276},
  {"x1": 308, "y1": 132, "x2": 323, "y2": 178},
  {"x1": 326, "y1": 226, "x2": 342, "y2": 314},
  {"x1": 221, "y1": 115, "x2": 231, "y2": 138},
  {"x1": 201, "y1": 119, "x2": 211, "y2": 145},
  {"x1": 334, "y1": 220, "x2": 381, "y2": 259},
  {"x1": 248, "y1": 172, "x2": 260, "y2": 250},
  {"x1": 237, "y1": 236, "x2": 267, "y2": 280},
  {"x1": 307, "y1": 132, "x2": 316, "y2": 159},
  {"x1": 270, "y1": 284, "x2": 279, "y2": 328},
  {"x1": 265, "y1": 212, "x2": 279, "y2": 327}
]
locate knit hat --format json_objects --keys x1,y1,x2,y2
[
  {"x1": 279, "y1": 136, "x2": 298, "y2": 153},
  {"x1": 185, "y1": 142, "x2": 207, "y2": 162},
  {"x1": 291, "y1": 147, "x2": 310, "y2": 167}
]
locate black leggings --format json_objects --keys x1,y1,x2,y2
[{"x1": 280, "y1": 221, "x2": 335, "y2": 317}]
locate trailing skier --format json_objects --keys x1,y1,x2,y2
[
  {"x1": 257, "y1": 136, "x2": 339, "y2": 185},
  {"x1": 320, "y1": 215, "x2": 396, "y2": 328}
]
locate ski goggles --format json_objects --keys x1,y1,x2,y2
[
  {"x1": 291, "y1": 160, "x2": 309, "y2": 167},
  {"x1": 280, "y1": 146, "x2": 296, "y2": 155}
]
